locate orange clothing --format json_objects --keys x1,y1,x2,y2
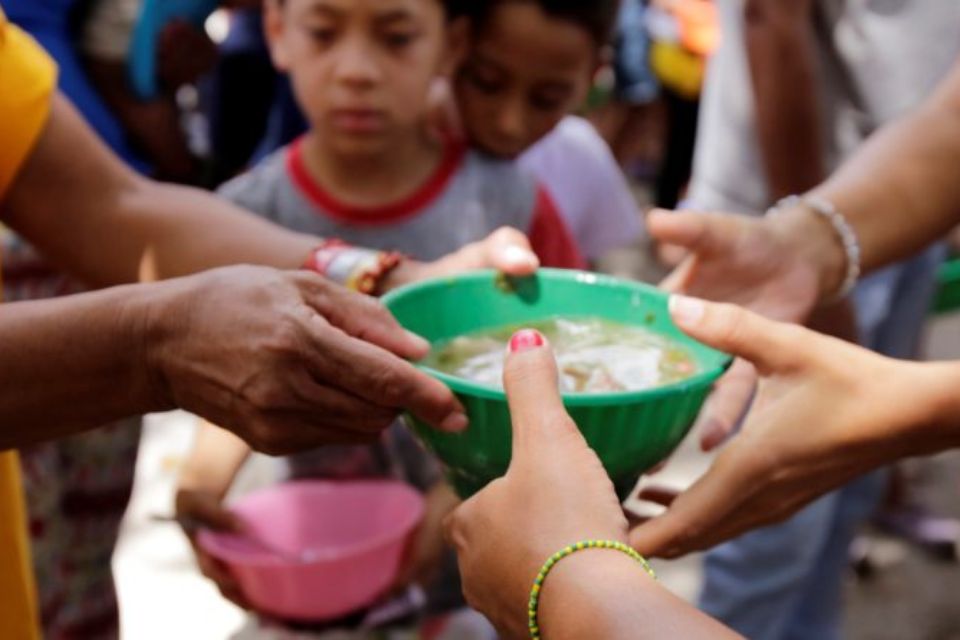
[{"x1": 0, "y1": 8, "x2": 57, "y2": 640}]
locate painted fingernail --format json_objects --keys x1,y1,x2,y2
[
  {"x1": 502, "y1": 245, "x2": 539, "y2": 268},
  {"x1": 509, "y1": 329, "x2": 545, "y2": 353},
  {"x1": 669, "y1": 295, "x2": 705, "y2": 326},
  {"x1": 440, "y1": 412, "x2": 469, "y2": 433}
]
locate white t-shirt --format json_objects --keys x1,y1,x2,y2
[
  {"x1": 519, "y1": 116, "x2": 644, "y2": 261},
  {"x1": 689, "y1": 0, "x2": 960, "y2": 215}
]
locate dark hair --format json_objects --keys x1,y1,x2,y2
[{"x1": 446, "y1": 0, "x2": 620, "y2": 46}]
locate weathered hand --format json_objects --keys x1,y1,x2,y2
[{"x1": 146, "y1": 266, "x2": 466, "y2": 455}]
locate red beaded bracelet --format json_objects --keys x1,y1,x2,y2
[{"x1": 302, "y1": 240, "x2": 404, "y2": 295}]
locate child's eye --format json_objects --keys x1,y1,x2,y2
[
  {"x1": 306, "y1": 27, "x2": 337, "y2": 46},
  {"x1": 383, "y1": 31, "x2": 419, "y2": 50},
  {"x1": 310, "y1": 29, "x2": 334, "y2": 45}
]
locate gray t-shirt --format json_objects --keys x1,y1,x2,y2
[
  {"x1": 220, "y1": 139, "x2": 584, "y2": 265},
  {"x1": 689, "y1": 0, "x2": 960, "y2": 214}
]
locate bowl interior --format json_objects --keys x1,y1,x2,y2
[
  {"x1": 384, "y1": 269, "x2": 730, "y2": 401},
  {"x1": 200, "y1": 480, "x2": 425, "y2": 566}
]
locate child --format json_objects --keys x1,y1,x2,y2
[
  {"x1": 448, "y1": 0, "x2": 645, "y2": 264},
  {"x1": 176, "y1": 0, "x2": 583, "y2": 636}
]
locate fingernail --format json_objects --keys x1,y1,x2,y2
[
  {"x1": 404, "y1": 330, "x2": 431, "y2": 352},
  {"x1": 509, "y1": 329, "x2": 545, "y2": 353},
  {"x1": 700, "y1": 419, "x2": 727, "y2": 451},
  {"x1": 502, "y1": 245, "x2": 539, "y2": 268},
  {"x1": 669, "y1": 295, "x2": 705, "y2": 327},
  {"x1": 440, "y1": 412, "x2": 469, "y2": 433}
]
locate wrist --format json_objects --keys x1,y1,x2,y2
[
  {"x1": 909, "y1": 361, "x2": 960, "y2": 451},
  {"x1": 538, "y1": 549, "x2": 655, "y2": 640},
  {"x1": 302, "y1": 241, "x2": 404, "y2": 295},
  {"x1": 769, "y1": 202, "x2": 848, "y2": 303},
  {"x1": 118, "y1": 281, "x2": 181, "y2": 414},
  {"x1": 378, "y1": 259, "x2": 427, "y2": 293},
  {"x1": 177, "y1": 461, "x2": 231, "y2": 499}
]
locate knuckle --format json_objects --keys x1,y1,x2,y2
[
  {"x1": 369, "y1": 369, "x2": 409, "y2": 406},
  {"x1": 245, "y1": 380, "x2": 287, "y2": 413},
  {"x1": 259, "y1": 317, "x2": 304, "y2": 359},
  {"x1": 712, "y1": 304, "x2": 749, "y2": 349},
  {"x1": 492, "y1": 225, "x2": 521, "y2": 242}
]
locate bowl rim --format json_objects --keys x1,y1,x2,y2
[
  {"x1": 382, "y1": 268, "x2": 733, "y2": 407},
  {"x1": 198, "y1": 480, "x2": 426, "y2": 568}
]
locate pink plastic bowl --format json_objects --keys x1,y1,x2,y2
[{"x1": 197, "y1": 480, "x2": 425, "y2": 621}]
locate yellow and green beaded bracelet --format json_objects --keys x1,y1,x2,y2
[{"x1": 527, "y1": 539, "x2": 657, "y2": 639}]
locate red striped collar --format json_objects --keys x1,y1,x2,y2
[{"x1": 286, "y1": 137, "x2": 466, "y2": 226}]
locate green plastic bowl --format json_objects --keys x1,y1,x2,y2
[{"x1": 383, "y1": 269, "x2": 731, "y2": 499}]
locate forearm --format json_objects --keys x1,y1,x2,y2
[
  {"x1": 1, "y1": 94, "x2": 317, "y2": 288},
  {"x1": 897, "y1": 360, "x2": 960, "y2": 456},
  {"x1": 539, "y1": 552, "x2": 740, "y2": 640},
  {"x1": 93, "y1": 180, "x2": 317, "y2": 283},
  {"x1": 745, "y1": 0, "x2": 824, "y2": 198},
  {"x1": 179, "y1": 420, "x2": 252, "y2": 498},
  {"x1": 811, "y1": 60, "x2": 960, "y2": 274},
  {"x1": 0, "y1": 284, "x2": 172, "y2": 446}
]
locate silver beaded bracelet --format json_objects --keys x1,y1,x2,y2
[{"x1": 767, "y1": 195, "x2": 861, "y2": 304}]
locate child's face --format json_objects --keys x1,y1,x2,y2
[
  {"x1": 454, "y1": 2, "x2": 596, "y2": 159},
  {"x1": 265, "y1": 0, "x2": 461, "y2": 156}
]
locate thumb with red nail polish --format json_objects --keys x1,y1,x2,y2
[
  {"x1": 508, "y1": 328, "x2": 545, "y2": 353},
  {"x1": 443, "y1": 328, "x2": 632, "y2": 638}
]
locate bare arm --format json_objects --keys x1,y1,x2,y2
[
  {"x1": 540, "y1": 552, "x2": 740, "y2": 639},
  {"x1": 0, "y1": 284, "x2": 169, "y2": 446},
  {"x1": 179, "y1": 420, "x2": 253, "y2": 501},
  {"x1": 0, "y1": 91, "x2": 544, "y2": 449},
  {"x1": 744, "y1": 0, "x2": 823, "y2": 199},
  {"x1": 740, "y1": 55, "x2": 960, "y2": 301},
  {"x1": 0, "y1": 266, "x2": 463, "y2": 452},
  {"x1": 811, "y1": 56, "x2": 960, "y2": 278},
  {"x1": 175, "y1": 420, "x2": 256, "y2": 609},
  {"x1": 1, "y1": 94, "x2": 317, "y2": 287},
  {"x1": 649, "y1": 55, "x2": 960, "y2": 320}
]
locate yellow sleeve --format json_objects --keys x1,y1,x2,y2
[
  {"x1": 0, "y1": 11, "x2": 58, "y2": 199},
  {"x1": 0, "y1": 13, "x2": 53, "y2": 640}
]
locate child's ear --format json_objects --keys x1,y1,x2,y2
[
  {"x1": 439, "y1": 16, "x2": 471, "y2": 78},
  {"x1": 263, "y1": 0, "x2": 292, "y2": 71}
]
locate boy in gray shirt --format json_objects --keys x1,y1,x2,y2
[{"x1": 177, "y1": 0, "x2": 583, "y2": 635}]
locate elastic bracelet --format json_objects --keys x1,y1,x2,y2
[
  {"x1": 767, "y1": 195, "x2": 861, "y2": 304},
  {"x1": 528, "y1": 540, "x2": 656, "y2": 639},
  {"x1": 303, "y1": 240, "x2": 404, "y2": 295}
]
